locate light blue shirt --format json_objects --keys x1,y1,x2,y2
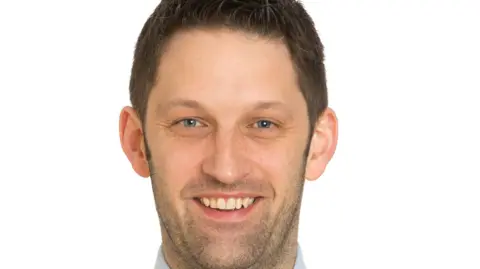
[{"x1": 154, "y1": 245, "x2": 307, "y2": 269}]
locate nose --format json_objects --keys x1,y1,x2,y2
[{"x1": 201, "y1": 129, "x2": 251, "y2": 184}]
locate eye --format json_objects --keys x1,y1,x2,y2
[
  {"x1": 254, "y1": 120, "x2": 274, "y2": 129},
  {"x1": 179, "y1": 118, "x2": 202, "y2": 128}
]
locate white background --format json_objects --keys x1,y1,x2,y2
[{"x1": 0, "y1": 0, "x2": 479, "y2": 268}]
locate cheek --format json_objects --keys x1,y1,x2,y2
[
  {"x1": 150, "y1": 150, "x2": 198, "y2": 220},
  {"x1": 253, "y1": 144, "x2": 305, "y2": 197},
  {"x1": 152, "y1": 140, "x2": 205, "y2": 192}
]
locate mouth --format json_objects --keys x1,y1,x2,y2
[{"x1": 193, "y1": 196, "x2": 262, "y2": 222}]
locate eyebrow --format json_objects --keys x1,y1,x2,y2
[
  {"x1": 155, "y1": 98, "x2": 292, "y2": 117},
  {"x1": 251, "y1": 101, "x2": 291, "y2": 112},
  {"x1": 161, "y1": 99, "x2": 203, "y2": 111},
  {"x1": 155, "y1": 99, "x2": 203, "y2": 117}
]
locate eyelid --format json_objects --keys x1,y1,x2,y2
[
  {"x1": 250, "y1": 118, "x2": 281, "y2": 128},
  {"x1": 169, "y1": 117, "x2": 281, "y2": 128},
  {"x1": 172, "y1": 117, "x2": 208, "y2": 127}
]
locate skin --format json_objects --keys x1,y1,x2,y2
[{"x1": 119, "y1": 28, "x2": 338, "y2": 269}]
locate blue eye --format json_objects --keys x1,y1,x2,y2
[
  {"x1": 181, "y1": 119, "x2": 199, "y2": 127},
  {"x1": 255, "y1": 120, "x2": 273, "y2": 128}
]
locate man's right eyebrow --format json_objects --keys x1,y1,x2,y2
[{"x1": 155, "y1": 99, "x2": 204, "y2": 117}]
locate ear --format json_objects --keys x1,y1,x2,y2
[
  {"x1": 119, "y1": 106, "x2": 150, "y2": 178},
  {"x1": 305, "y1": 107, "x2": 338, "y2": 181}
]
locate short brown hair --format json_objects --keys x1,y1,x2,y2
[{"x1": 129, "y1": 0, "x2": 328, "y2": 134}]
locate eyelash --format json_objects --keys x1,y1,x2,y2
[
  {"x1": 249, "y1": 119, "x2": 279, "y2": 129},
  {"x1": 172, "y1": 118, "x2": 205, "y2": 128},
  {"x1": 171, "y1": 118, "x2": 279, "y2": 129}
]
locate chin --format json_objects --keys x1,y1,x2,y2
[
  {"x1": 195, "y1": 246, "x2": 256, "y2": 269},
  {"x1": 187, "y1": 234, "x2": 264, "y2": 269}
]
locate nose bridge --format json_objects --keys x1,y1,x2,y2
[{"x1": 202, "y1": 126, "x2": 249, "y2": 184}]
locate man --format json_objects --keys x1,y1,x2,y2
[{"x1": 119, "y1": 0, "x2": 338, "y2": 268}]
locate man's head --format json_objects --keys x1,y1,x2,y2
[{"x1": 119, "y1": 1, "x2": 338, "y2": 268}]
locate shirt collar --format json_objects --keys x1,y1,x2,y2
[{"x1": 154, "y1": 244, "x2": 307, "y2": 269}]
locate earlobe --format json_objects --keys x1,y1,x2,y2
[
  {"x1": 119, "y1": 106, "x2": 150, "y2": 178},
  {"x1": 305, "y1": 108, "x2": 338, "y2": 181}
]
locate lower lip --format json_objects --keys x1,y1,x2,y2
[{"x1": 193, "y1": 198, "x2": 261, "y2": 222}]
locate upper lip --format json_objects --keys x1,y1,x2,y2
[{"x1": 191, "y1": 192, "x2": 264, "y2": 199}]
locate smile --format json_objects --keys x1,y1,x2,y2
[
  {"x1": 193, "y1": 195, "x2": 262, "y2": 222},
  {"x1": 197, "y1": 197, "x2": 256, "y2": 210}
]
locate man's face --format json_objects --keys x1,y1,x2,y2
[{"x1": 142, "y1": 29, "x2": 313, "y2": 268}]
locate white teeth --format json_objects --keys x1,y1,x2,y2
[
  {"x1": 235, "y1": 198, "x2": 242, "y2": 209},
  {"x1": 217, "y1": 198, "x2": 226, "y2": 210},
  {"x1": 210, "y1": 198, "x2": 217, "y2": 208},
  {"x1": 226, "y1": 198, "x2": 236, "y2": 210},
  {"x1": 199, "y1": 197, "x2": 256, "y2": 210},
  {"x1": 242, "y1": 197, "x2": 249, "y2": 208},
  {"x1": 201, "y1": 198, "x2": 210, "y2": 207},
  {"x1": 242, "y1": 197, "x2": 254, "y2": 208}
]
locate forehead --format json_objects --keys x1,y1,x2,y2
[{"x1": 150, "y1": 28, "x2": 306, "y2": 113}]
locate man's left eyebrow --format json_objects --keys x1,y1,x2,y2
[{"x1": 250, "y1": 101, "x2": 293, "y2": 114}]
